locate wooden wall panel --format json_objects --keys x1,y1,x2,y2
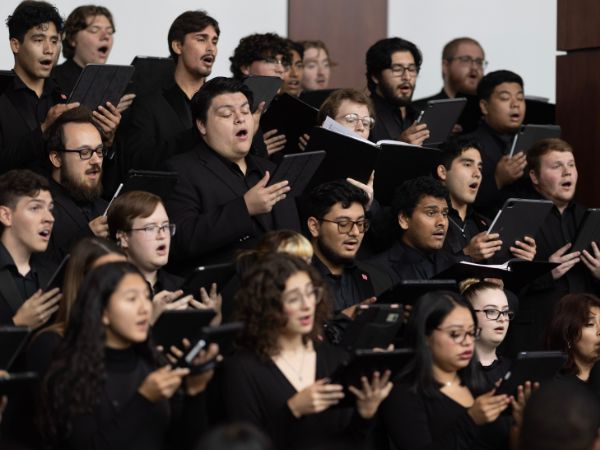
[
  {"x1": 288, "y1": 0, "x2": 387, "y2": 90},
  {"x1": 557, "y1": 0, "x2": 600, "y2": 51}
]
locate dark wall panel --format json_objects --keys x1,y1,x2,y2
[
  {"x1": 288, "y1": 0, "x2": 387, "y2": 90},
  {"x1": 557, "y1": 0, "x2": 600, "y2": 51}
]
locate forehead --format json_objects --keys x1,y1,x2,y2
[
  {"x1": 336, "y1": 99, "x2": 369, "y2": 115},
  {"x1": 471, "y1": 288, "x2": 508, "y2": 307},
  {"x1": 453, "y1": 147, "x2": 482, "y2": 164},
  {"x1": 85, "y1": 14, "x2": 112, "y2": 26},
  {"x1": 290, "y1": 49, "x2": 302, "y2": 61},
  {"x1": 25, "y1": 22, "x2": 58, "y2": 37},
  {"x1": 390, "y1": 51, "x2": 415, "y2": 65},
  {"x1": 453, "y1": 42, "x2": 483, "y2": 57},
  {"x1": 209, "y1": 92, "x2": 249, "y2": 109},
  {"x1": 131, "y1": 203, "x2": 168, "y2": 223},
  {"x1": 115, "y1": 272, "x2": 148, "y2": 291},
  {"x1": 416, "y1": 194, "x2": 447, "y2": 208},
  {"x1": 492, "y1": 82, "x2": 523, "y2": 96},
  {"x1": 325, "y1": 201, "x2": 365, "y2": 218},
  {"x1": 62, "y1": 122, "x2": 102, "y2": 145},
  {"x1": 304, "y1": 47, "x2": 328, "y2": 60},
  {"x1": 187, "y1": 25, "x2": 219, "y2": 38},
  {"x1": 15, "y1": 190, "x2": 52, "y2": 208},
  {"x1": 284, "y1": 270, "x2": 312, "y2": 291},
  {"x1": 440, "y1": 305, "x2": 474, "y2": 327},
  {"x1": 540, "y1": 149, "x2": 575, "y2": 165}
]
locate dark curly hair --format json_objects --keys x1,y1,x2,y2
[
  {"x1": 229, "y1": 32, "x2": 290, "y2": 80},
  {"x1": 61, "y1": 5, "x2": 114, "y2": 59},
  {"x1": 366, "y1": 37, "x2": 422, "y2": 94},
  {"x1": 391, "y1": 176, "x2": 448, "y2": 218},
  {"x1": 545, "y1": 293, "x2": 600, "y2": 376},
  {"x1": 168, "y1": 10, "x2": 219, "y2": 62},
  {"x1": 40, "y1": 262, "x2": 161, "y2": 444},
  {"x1": 6, "y1": 0, "x2": 63, "y2": 42},
  {"x1": 234, "y1": 253, "x2": 331, "y2": 360},
  {"x1": 0, "y1": 169, "x2": 50, "y2": 235}
]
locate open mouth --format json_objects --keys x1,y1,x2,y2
[
  {"x1": 39, "y1": 229, "x2": 51, "y2": 239},
  {"x1": 201, "y1": 55, "x2": 215, "y2": 64},
  {"x1": 236, "y1": 129, "x2": 248, "y2": 138},
  {"x1": 509, "y1": 112, "x2": 521, "y2": 121},
  {"x1": 468, "y1": 182, "x2": 479, "y2": 190},
  {"x1": 299, "y1": 314, "x2": 312, "y2": 326},
  {"x1": 561, "y1": 180, "x2": 573, "y2": 188},
  {"x1": 98, "y1": 46, "x2": 109, "y2": 57},
  {"x1": 156, "y1": 244, "x2": 167, "y2": 254},
  {"x1": 40, "y1": 59, "x2": 53, "y2": 69},
  {"x1": 433, "y1": 230, "x2": 446, "y2": 238}
]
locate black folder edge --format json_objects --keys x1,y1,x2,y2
[
  {"x1": 340, "y1": 304, "x2": 404, "y2": 350},
  {"x1": 330, "y1": 348, "x2": 414, "y2": 407},
  {"x1": 418, "y1": 98, "x2": 467, "y2": 145},
  {"x1": 572, "y1": 209, "x2": 600, "y2": 253},
  {"x1": 0, "y1": 327, "x2": 31, "y2": 371},
  {"x1": 181, "y1": 262, "x2": 236, "y2": 296},
  {"x1": 269, "y1": 150, "x2": 326, "y2": 197},
  {"x1": 495, "y1": 351, "x2": 567, "y2": 395},
  {"x1": 68, "y1": 64, "x2": 135, "y2": 110},
  {"x1": 377, "y1": 279, "x2": 458, "y2": 305},
  {"x1": 243, "y1": 75, "x2": 283, "y2": 112},
  {"x1": 151, "y1": 309, "x2": 216, "y2": 348},
  {"x1": 44, "y1": 254, "x2": 70, "y2": 291},
  {"x1": 129, "y1": 56, "x2": 175, "y2": 96},
  {"x1": 121, "y1": 170, "x2": 179, "y2": 202},
  {"x1": 509, "y1": 124, "x2": 561, "y2": 157},
  {"x1": 305, "y1": 127, "x2": 379, "y2": 187},
  {"x1": 0, "y1": 372, "x2": 38, "y2": 396},
  {"x1": 373, "y1": 143, "x2": 442, "y2": 206},
  {"x1": 178, "y1": 322, "x2": 244, "y2": 370}
]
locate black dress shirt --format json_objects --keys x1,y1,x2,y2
[
  {"x1": 51, "y1": 58, "x2": 83, "y2": 94},
  {"x1": 443, "y1": 206, "x2": 490, "y2": 257},
  {"x1": 369, "y1": 93, "x2": 420, "y2": 143}
]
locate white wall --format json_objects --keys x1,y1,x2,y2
[
  {"x1": 1, "y1": 1, "x2": 557, "y2": 101},
  {"x1": 0, "y1": 0, "x2": 288, "y2": 79},
  {"x1": 389, "y1": 0, "x2": 558, "y2": 102}
]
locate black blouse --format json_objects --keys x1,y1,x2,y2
[{"x1": 222, "y1": 342, "x2": 372, "y2": 450}]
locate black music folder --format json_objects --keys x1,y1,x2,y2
[{"x1": 68, "y1": 64, "x2": 135, "y2": 110}]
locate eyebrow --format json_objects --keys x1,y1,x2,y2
[
  {"x1": 497, "y1": 89, "x2": 524, "y2": 95},
  {"x1": 214, "y1": 102, "x2": 250, "y2": 110},
  {"x1": 331, "y1": 215, "x2": 365, "y2": 220},
  {"x1": 481, "y1": 304, "x2": 509, "y2": 309}
]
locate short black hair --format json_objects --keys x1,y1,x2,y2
[
  {"x1": 6, "y1": 0, "x2": 63, "y2": 42},
  {"x1": 191, "y1": 77, "x2": 253, "y2": 123},
  {"x1": 167, "y1": 10, "x2": 219, "y2": 62},
  {"x1": 0, "y1": 169, "x2": 50, "y2": 235},
  {"x1": 437, "y1": 137, "x2": 482, "y2": 171},
  {"x1": 286, "y1": 39, "x2": 304, "y2": 60},
  {"x1": 305, "y1": 180, "x2": 369, "y2": 220},
  {"x1": 391, "y1": 176, "x2": 448, "y2": 218},
  {"x1": 476, "y1": 70, "x2": 523, "y2": 101},
  {"x1": 366, "y1": 37, "x2": 422, "y2": 94},
  {"x1": 229, "y1": 33, "x2": 290, "y2": 80},
  {"x1": 44, "y1": 106, "x2": 104, "y2": 153}
]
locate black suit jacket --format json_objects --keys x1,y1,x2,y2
[
  {"x1": 122, "y1": 83, "x2": 199, "y2": 172},
  {"x1": 43, "y1": 179, "x2": 108, "y2": 265},
  {"x1": 165, "y1": 142, "x2": 301, "y2": 273}
]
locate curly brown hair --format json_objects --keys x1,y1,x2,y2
[{"x1": 233, "y1": 253, "x2": 331, "y2": 360}]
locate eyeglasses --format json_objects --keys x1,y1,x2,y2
[
  {"x1": 319, "y1": 218, "x2": 370, "y2": 234},
  {"x1": 127, "y1": 223, "x2": 176, "y2": 238},
  {"x1": 337, "y1": 113, "x2": 375, "y2": 130},
  {"x1": 447, "y1": 56, "x2": 488, "y2": 69},
  {"x1": 474, "y1": 309, "x2": 515, "y2": 321},
  {"x1": 282, "y1": 286, "x2": 323, "y2": 307},
  {"x1": 435, "y1": 327, "x2": 481, "y2": 344},
  {"x1": 59, "y1": 145, "x2": 106, "y2": 160},
  {"x1": 389, "y1": 64, "x2": 418, "y2": 77},
  {"x1": 260, "y1": 57, "x2": 291, "y2": 70}
]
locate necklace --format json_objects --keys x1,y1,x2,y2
[
  {"x1": 278, "y1": 347, "x2": 307, "y2": 382},
  {"x1": 448, "y1": 216, "x2": 467, "y2": 237},
  {"x1": 443, "y1": 373, "x2": 460, "y2": 387}
]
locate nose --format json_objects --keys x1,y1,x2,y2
[
  {"x1": 89, "y1": 150, "x2": 103, "y2": 164},
  {"x1": 44, "y1": 208, "x2": 55, "y2": 224},
  {"x1": 233, "y1": 110, "x2": 246, "y2": 124},
  {"x1": 354, "y1": 119, "x2": 365, "y2": 132}
]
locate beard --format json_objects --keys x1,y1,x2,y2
[
  {"x1": 379, "y1": 78, "x2": 414, "y2": 107},
  {"x1": 315, "y1": 235, "x2": 356, "y2": 268},
  {"x1": 60, "y1": 163, "x2": 103, "y2": 203}
]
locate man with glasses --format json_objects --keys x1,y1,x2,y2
[
  {"x1": 366, "y1": 37, "x2": 430, "y2": 145},
  {"x1": 44, "y1": 106, "x2": 109, "y2": 264},
  {"x1": 305, "y1": 180, "x2": 392, "y2": 321},
  {"x1": 230, "y1": 32, "x2": 291, "y2": 157}
]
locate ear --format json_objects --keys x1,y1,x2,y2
[
  {"x1": 101, "y1": 311, "x2": 110, "y2": 326},
  {"x1": 307, "y1": 216, "x2": 320, "y2": 238},
  {"x1": 370, "y1": 74, "x2": 380, "y2": 87},
  {"x1": 240, "y1": 65, "x2": 251, "y2": 76},
  {"x1": 9, "y1": 37, "x2": 20, "y2": 55},
  {"x1": 398, "y1": 212, "x2": 410, "y2": 231},
  {"x1": 171, "y1": 39, "x2": 183, "y2": 57},
  {"x1": 0, "y1": 205, "x2": 13, "y2": 228},
  {"x1": 529, "y1": 168, "x2": 539, "y2": 186},
  {"x1": 48, "y1": 151, "x2": 62, "y2": 169},
  {"x1": 116, "y1": 231, "x2": 129, "y2": 249},
  {"x1": 441, "y1": 59, "x2": 449, "y2": 79},
  {"x1": 436, "y1": 164, "x2": 447, "y2": 182},
  {"x1": 479, "y1": 98, "x2": 488, "y2": 116},
  {"x1": 196, "y1": 118, "x2": 207, "y2": 136}
]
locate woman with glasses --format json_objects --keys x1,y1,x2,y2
[
  {"x1": 461, "y1": 279, "x2": 514, "y2": 384},
  {"x1": 222, "y1": 253, "x2": 392, "y2": 450},
  {"x1": 107, "y1": 190, "x2": 220, "y2": 324},
  {"x1": 378, "y1": 290, "x2": 514, "y2": 450}
]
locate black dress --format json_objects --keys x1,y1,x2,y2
[
  {"x1": 51, "y1": 347, "x2": 206, "y2": 450},
  {"x1": 221, "y1": 342, "x2": 372, "y2": 450}
]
